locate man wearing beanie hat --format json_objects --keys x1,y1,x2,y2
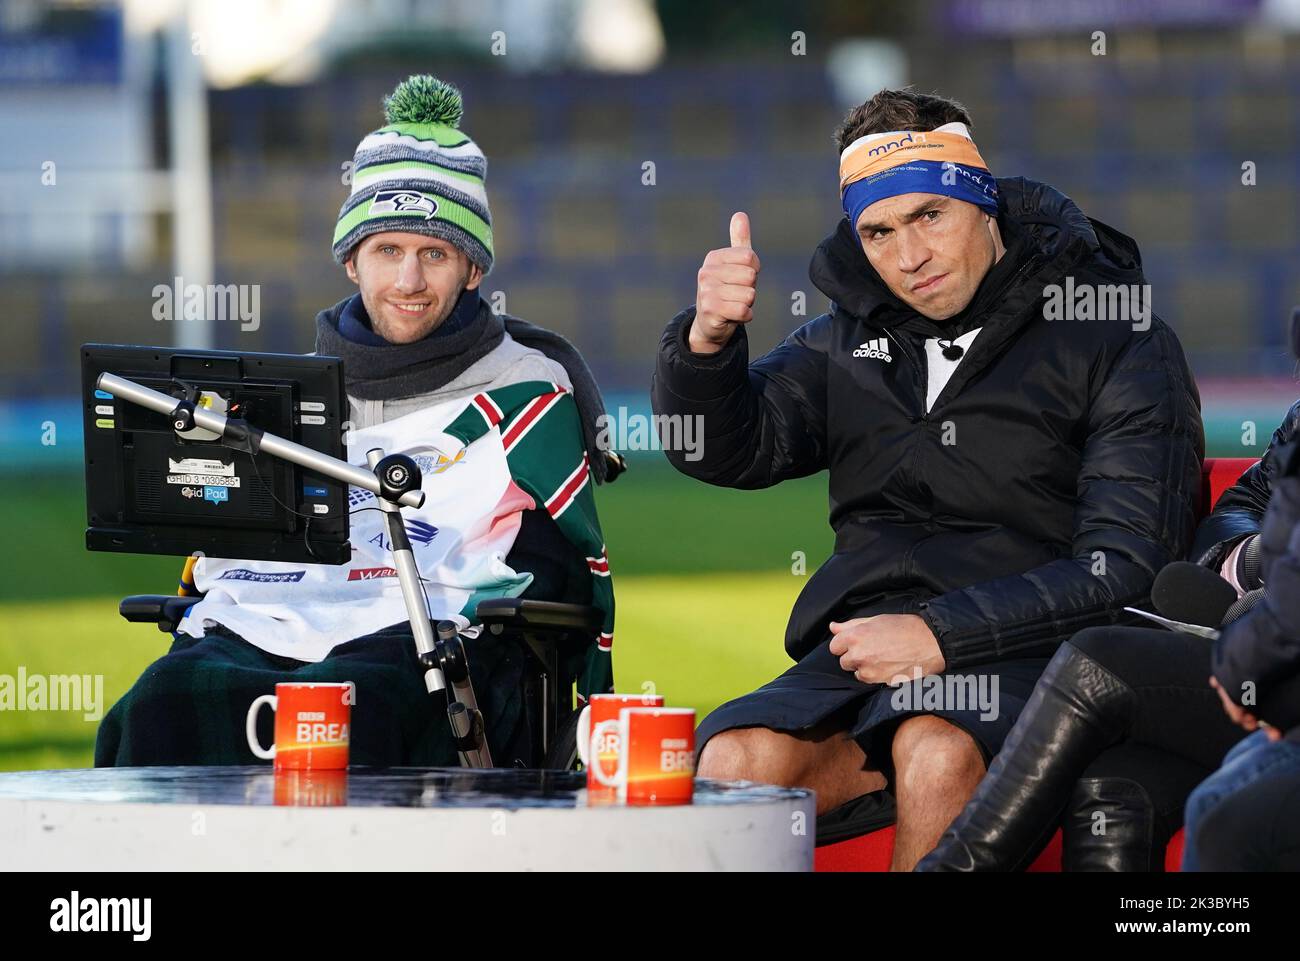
[
  {"x1": 333, "y1": 73, "x2": 495, "y2": 277},
  {"x1": 96, "y1": 76, "x2": 617, "y2": 771},
  {"x1": 652, "y1": 88, "x2": 1203, "y2": 869},
  {"x1": 320, "y1": 74, "x2": 616, "y2": 482}
]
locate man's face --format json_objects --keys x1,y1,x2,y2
[
  {"x1": 345, "y1": 232, "x2": 483, "y2": 344},
  {"x1": 855, "y1": 194, "x2": 1002, "y2": 321}
]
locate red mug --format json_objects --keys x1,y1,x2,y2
[
  {"x1": 577, "y1": 693, "x2": 665, "y2": 798},
  {"x1": 591, "y1": 707, "x2": 696, "y2": 805},
  {"x1": 246, "y1": 682, "x2": 353, "y2": 770}
]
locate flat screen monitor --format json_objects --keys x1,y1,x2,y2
[{"x1": 81, "y1": 344, "x2": 351, "y2": 565}]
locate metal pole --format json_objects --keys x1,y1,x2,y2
[
  {"x1": 367, "y1": 447, "x2": 445, "y2": 695},
  {"x1": 166, "y1": 5, "x2": 215, "y2": 349},
  {"x1": 95, "y1": 372, "x2": 422, "y2": 507}
]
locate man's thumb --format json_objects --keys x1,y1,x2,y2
[{"x1": 729, "y1": 211, "x2": 751, "y2": 249}]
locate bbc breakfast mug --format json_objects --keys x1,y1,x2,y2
[
  {"x1": 246, "y1": 682, "x2": 353, "y2": 770},
  {"x1": 591, "y1": 706, "x2": 696, "y2": 805},
  {"x1": 577, "y1": 693, "x2": 665, "y2": 794}
]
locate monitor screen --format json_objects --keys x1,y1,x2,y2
[{"x1": 81, "y1": 344, "x2": 351, "y2": 565}]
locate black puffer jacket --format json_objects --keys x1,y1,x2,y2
[
  {"x1": 652, "y1": 177, "x2": 1205, "y2": 668},
  {"x1": 1191, "y1": 399, "x2": 1300, "y2": 567}
]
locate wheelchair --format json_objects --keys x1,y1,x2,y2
[
  {"x1": 89, "y1": 350, "x2": 625, "y2": 773},
  {"x1": 116, "y1": 465, "x2": 625, "y2": 773}
]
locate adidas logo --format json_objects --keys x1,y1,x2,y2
[{"x1": 852, "y1": 337, "x2": 892, "y2": 362}]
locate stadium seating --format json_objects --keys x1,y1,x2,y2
[{"x1": 813, "y1": 456, "x2": 1258, "y2": 872}]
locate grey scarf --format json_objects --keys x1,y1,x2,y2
[{"x1": 314, "y1": 295, "x2": 617, "y2": 483}]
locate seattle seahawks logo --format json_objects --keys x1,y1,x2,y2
[{"x1": 368, "y1": 190, "x2": 438, "y2": 220}]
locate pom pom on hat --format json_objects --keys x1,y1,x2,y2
[{"x1": 383, "y1": 75, "x2": 464, "y2": 128}]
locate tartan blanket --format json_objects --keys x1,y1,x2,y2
[{"x1": 94, "y1": 623, "x2": 535, "y2": 767}]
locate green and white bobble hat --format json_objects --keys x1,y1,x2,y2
[{"x1": 332, "y1": 75, "x2": 493, "y2": 272}]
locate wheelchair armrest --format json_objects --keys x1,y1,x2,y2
[
  {"x1": 119, "y1": 595, "x2": 203, "y2": 633},
  {"x1": 475, "y1": 598, "x2": 603, "y2": 635}
]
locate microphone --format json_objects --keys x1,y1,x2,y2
[{"x1": 1151, "y1": 562, "x2": 1240, "y2": 628}]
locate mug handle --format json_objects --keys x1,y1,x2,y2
[
  {"x1": 575, "y1": 704, "x2": 592, "y2": 765},
  {"x1": 246, "y1": 694, "x2": 277, "y2": 760},
  {"x1": 590, "y1": 720, "x2": 624, "y2": 788}
]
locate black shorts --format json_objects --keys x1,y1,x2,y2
[{"x1": 695, "y1": 635, "x2": 1050, "y2": 777}]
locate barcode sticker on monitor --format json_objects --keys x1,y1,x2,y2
[{"x1": 167, "y1": 457, "x2": 235, "y2": 476}]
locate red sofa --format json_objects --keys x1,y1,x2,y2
[{"x1": 814, "y1": 456, "x2": 1258, "y2": 872}]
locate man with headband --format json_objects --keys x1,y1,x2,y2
[{"x1": 651, "y1": 88, "x2": 1203, "y2": 869}]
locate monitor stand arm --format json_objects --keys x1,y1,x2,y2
[
  {"x1": 96, "y1": 371, "x2": 493, "y2": 769},
  {"x1": 365, "y1": 448, "x2": 492, "y2": 769}
]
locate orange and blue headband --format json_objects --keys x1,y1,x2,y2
[{"x1": 839, "y1": 122, "x2": 999, "y2": 230}]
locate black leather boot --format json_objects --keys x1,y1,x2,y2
[
  {"x1": 1062, "y1": 777, "x2": 1162, "y2": 871},
  {"x1": 915, "y1": 641, "x2": 1138, "y2": 872},
  {"x1": 1061, "y1": 742, "x2": 1207, "y2": 871}
]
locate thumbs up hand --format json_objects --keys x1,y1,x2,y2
[
  {"x1": 729, "y1": 210, "x2": 752, "y2": 249},
  {"x1": 689, "y1": 211, "x2": 761, "y2": 354}
]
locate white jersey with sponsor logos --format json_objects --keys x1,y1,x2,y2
[{"x1": 180, "y1": 391, "x2": 535, "y2": 662}]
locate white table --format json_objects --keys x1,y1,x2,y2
[{"x1": 0, "y1": 766, "x2": 815, "y2": 871}]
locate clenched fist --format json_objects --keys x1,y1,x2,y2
[{"x1": 689, "y1": 211, "x2": 761, "y2": 355}]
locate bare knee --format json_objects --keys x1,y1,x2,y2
[
  {"x1": 698, "y1": 727, "x2": 802, "y2": 785},
  {"x1": 891, "y1": 716, "x2": 985, "y2": 795}
]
